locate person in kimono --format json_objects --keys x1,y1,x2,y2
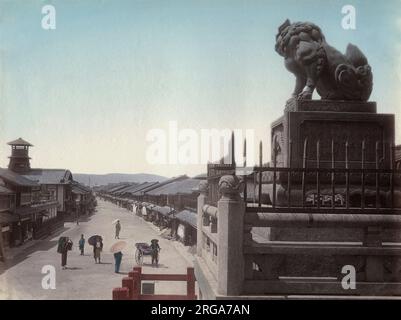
[
  {"x1": 150, "y1": 239, "x2": 161, "y2": 267},
  {"x1": 78, "y1": 234, "x2": 85, "y2": 256},
  {"x1": 115, "y1": 220, "x2": 121, "y2": 239},
  {"x1": 113, "y1": 251, "x2": 123, "y2": 273},
  {"x1": 58, "y1": 237, "x2": 72, "y2": 269},
  {"x1": 93, "y1": 237, "x2": 103, "y2": 264}
]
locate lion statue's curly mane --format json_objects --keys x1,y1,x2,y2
[{"x1": 275, "y1": 19, "x2": 373, "y2": 101}]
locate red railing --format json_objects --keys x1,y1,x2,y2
[{"x1": 112, "y1": 267, "x2": 196, "y2": 300}]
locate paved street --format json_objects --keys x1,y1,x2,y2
[{"x1": 0, "y1": 199, "x2": 194, "y2": 300}]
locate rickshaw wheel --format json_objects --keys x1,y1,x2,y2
[{"x1": 135, "y1": 249, "x2": 143, "y2": 265}]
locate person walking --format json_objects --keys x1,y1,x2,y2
[
  {"x1": 113, "y1": 251, "x2": 123, "y2": 273},
  {"x1": 93, "y1": 237, "x2": 103, "y2": 264},
  {"x1": 78, "y1": 234, "x2": 85, "y2": 255},
  {"x1": 115, "y1": 220, "x2": 121, "y2": 239},
  {"x1": 58, "y1": 237, "x2": 73, "y2": 269}
]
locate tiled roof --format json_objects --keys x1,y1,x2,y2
[
  {"x1": 7, "y1": 138, "x2": 33, "y2": 146},
  {"x1": 0, "y1": 185, "x2": 14, "y2": 194},
  {"x1": 115, "y1": 182, "x2": 148, "y2": 195},
  {"x1": 125, "y1": 182, "x2": 159, "y2": 196},
  {"x1": 151, "y1": 205, "x2": 175, "y2": 216},
  {"x1": 97, "y1": 183, "x2": 123, "y2": 192},
  {"x1": 112, "y1": 183, "x2": 140, "y2": 195},
  {"x1": 72, "y1": 182, "x2": 91, "y2": 195},
  {"x1": 145, "y1": 178, "x2": 200, "y2": 196},
  {"x1": 107, "y1": 183, "x2": 133, "y2": 193},
  {"x1": 0, "y1": 168, "x2": 39, "y2": 187},
  {"x1": 22, "y1": 169, "x2": 73, "y2": 185},
  {"x1": 174, "y1": 210, "x2": 197, "y2": 229},
  {"x1": 137, "y1": 175, "x2": 188, "y2": 195}
]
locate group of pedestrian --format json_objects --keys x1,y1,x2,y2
[
  {"x1": 56, "y1": 220, "x2": 160, "y2": 274},
  {"x1": 57, "y1": 234, "x2": 104, "y2": 269},
  {"x1": 56, "y1": 220, "x2": 123, "y2": 272}
]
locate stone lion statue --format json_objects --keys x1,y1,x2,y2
[{"x1": 275, "y1": 19, "x2": 373, "y2": 101}]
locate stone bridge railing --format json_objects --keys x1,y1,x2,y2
[
  {"x1": 195, "y1": 175, "x2": 401, "y2": 298},
  {"x1": 195, "y1": 176, "x2": 245, "y2": 297}
]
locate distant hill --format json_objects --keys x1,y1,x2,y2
[{"x1": 72, "y1": 173, "x2": 168, "y2": 186}]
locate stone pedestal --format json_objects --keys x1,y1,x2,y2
[
  {"x1": 271, "y1": 99, "x2": 394, "y2": 170},
  {"x1": 269, "y1": 99, "x2": 395, "y2": 242}
]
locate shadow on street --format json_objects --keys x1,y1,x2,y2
[{"x1": 0, "y1": 240, "x2": 59, "y2": 275}]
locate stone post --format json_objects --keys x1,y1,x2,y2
[
  {"x1": 217, "y1": 175, "x2": 245, "y2": 296},
  {"x1": 210, "y1": 217, "x2": 217, "y2": 233},
  {"x1": 364, "y1": 226, "x2": 384, "y2": 281},
  {"x1": 197, "y1": 181, "x2": 208, "y2": 257}
]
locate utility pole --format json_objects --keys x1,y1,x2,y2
[{"x1": 76, "y1": 204, "x2": 79, "y2": 225}]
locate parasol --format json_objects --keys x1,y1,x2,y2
[
  {"x1": 112, "y1": 219, "x2": 120, "y2": 225},
  {"x1": 110, "y1": 241, "x2": 127, "y2": 253},
  {"x1": 88, "y1": 235, "x2": 102, "y2": 246}
]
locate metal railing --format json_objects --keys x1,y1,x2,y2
[{"x1": 211, "y1": 136, "x2": 401, "y2": 215}]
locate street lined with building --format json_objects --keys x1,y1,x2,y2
[{"x1": 0, "y1": 199, "x2": 193, "y2": 299}]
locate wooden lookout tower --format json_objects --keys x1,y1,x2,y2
[{"x1": 7, "y1": 138, "x2": 33, "y2": 173}]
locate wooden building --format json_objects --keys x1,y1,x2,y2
[
  {"x1": 395, "y1": 145, "x2": 401, "y2": 169},
  {"x1": 22, "y1": 169, "x2": 74, "y2": 215},
  {"x1": 150, "y1": 205, "x2": 175, "y2": 229},
  {"x1": 0, "y1": 138, "x2": 88, "y2": 251},
  {"x1": 68, "y1": 182, "x2": 97, "y2": 218},
  {"x1": 0, "y1": 167, "x2": 41, "y2": 245},
  {"x1": 7, "y1": 138, "x2": 74, "y2": 216},
  {"x1": 172, "y1": 209, "x2": 197, "y2": 246},
  {"x1": 98, "y1": 175, "x2": 204, "y2": 248},
  {"x1": 0, "y1": 185, "x2": 17, "y2": 257}
]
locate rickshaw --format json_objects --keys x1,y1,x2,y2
[{"x1": 134, "y1": 239, "x2": 161, "y2": 266}]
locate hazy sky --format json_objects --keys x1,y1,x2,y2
[{"x1": 1, "y1": 0, "x2": 400, "y2": 177}]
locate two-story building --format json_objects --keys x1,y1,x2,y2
[
  {"x1": 7, "y1": 138, "x2": 74, "y2": 215},
  {"x1": 22, "y1": 169, "x2": 73, "y2": 215},
  {"x1": 0, "y1": 166, "x2": 44, "y2": 245},
  {"x1": 68, "y1": 181, "x2": 97, "y2": 217},
  {"x1": 0, "y1": 185, "x2": 16, "y2": 259},
  {"x1": 0, "y1": 138, "x2": 71, "y2": 247}
]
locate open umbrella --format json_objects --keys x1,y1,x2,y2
[
  {"x1": 88, "y1": 235, "x2": 102, "y2": 246},
  {"x1": 112, "y1": 219, "x2": 119, "y2": 225},
  {"x1": 110, "y1": 241, "x2": 127, "y2": 253}
]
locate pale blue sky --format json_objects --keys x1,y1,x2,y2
[{"x1": 0, "y1": 0, "x2": 400, "y2": 177}]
